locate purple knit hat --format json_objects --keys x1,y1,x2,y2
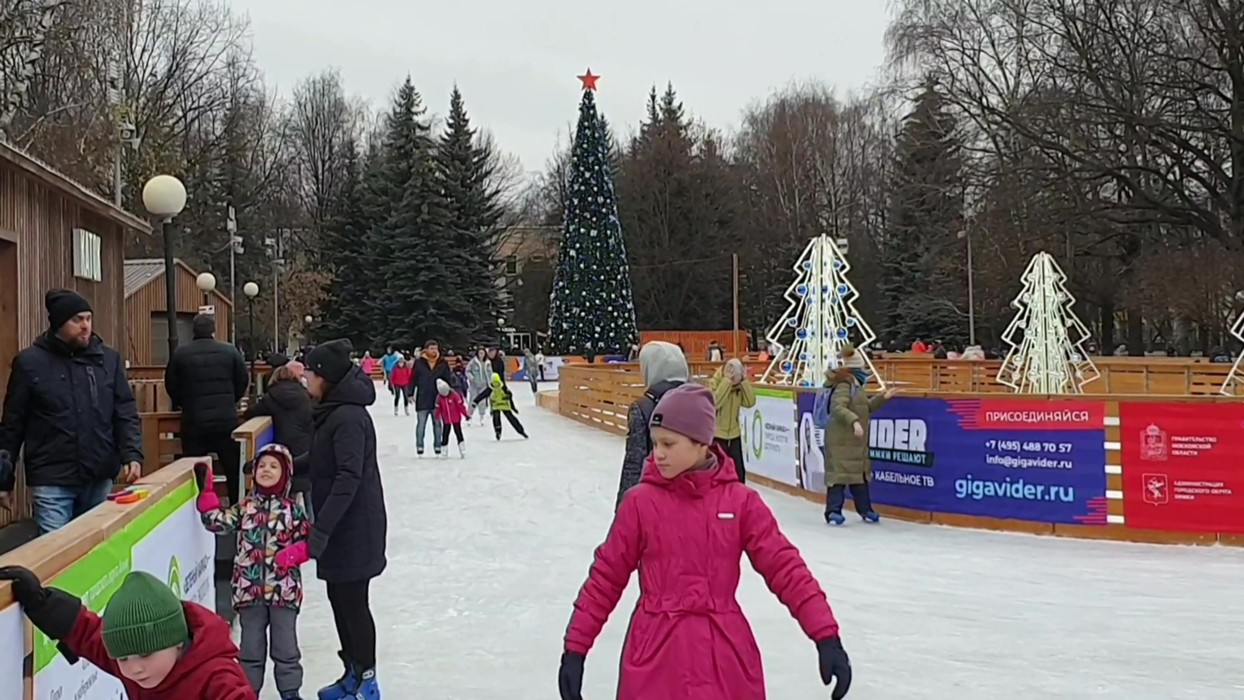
[{"x1": 649, "y1": 383, "x2": 717, "y2": 445}]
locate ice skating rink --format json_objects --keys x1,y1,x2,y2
[{"x1": 269, "y1": 383, "x2": 1244, "y2": 699}]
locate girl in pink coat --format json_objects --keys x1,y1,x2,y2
[
  {"x1": 435, "y1": 378, "x2": 469, "y2": 458},
  {"x1": 558, "y1": 383, "x2": 853, "y2": 700}
]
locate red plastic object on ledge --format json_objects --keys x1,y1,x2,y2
[{"x1": 107, "y1": 487, "x2": 150, "y2": 505}]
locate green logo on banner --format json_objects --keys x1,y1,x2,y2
[
  {"x1": 167, "y1": 556, "x2": 182, "y2": 597},
  {"x1": 749, "y1": 410, "x2": 763, "y2": 458}
]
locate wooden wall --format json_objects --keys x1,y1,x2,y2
[
  {"x1": 0, "y1": 145, "x2": 149, "y2": 528},
  {"x1": 0, "y1": 163, "x2": 129, "y2": 359},
  {"x1": 125, "y1": 263, "x2": 234, "y2": 366}
]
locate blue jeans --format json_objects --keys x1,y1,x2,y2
[
  {"x1": 415, "y1": 410, "x2": 443, "y2": 453},
  {"x1": 31, "y1": 479, "x2": 114, "y2": 534}
]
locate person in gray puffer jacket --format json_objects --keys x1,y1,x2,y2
[
  {"x1": 614, "y1": 341, "x2": 690, "y2": 509},
  {"x1": 466, "y1": 348, "x2": 493, "y2": 425}
]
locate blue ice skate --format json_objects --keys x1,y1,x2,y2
[
  {"x1": 825, "y1": 512, "x2": 846, "y2": 526},
  {"x1": 318, "y1": 652, "x2": 358, "y2": 700},
  {"x1": 861, "y1": 511, "x2": 881, "y2": 523},
  {"x1": 354, "y1": 668, "x2": 380, "y2": 699}
]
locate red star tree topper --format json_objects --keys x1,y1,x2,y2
[{"x1": 578, "y1": 68, "x2": 600, "y2": 91}]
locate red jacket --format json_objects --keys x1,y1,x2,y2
[
  {"x1": 435, "y1": 390, "x2": 469, "y2": 424},
  {"x1": 63, "y1": 601, "x2": 255, "y2": 699},
  {"x1": 391, "y1": 364, "x2": 413, "y2": 388},
  {"x1": 565, "y1": 444, "x2": 838, "y2": 699}
]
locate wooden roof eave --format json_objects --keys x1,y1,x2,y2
[{"x1": 0, "y1": 140, "x2": 153, "y2": 236}]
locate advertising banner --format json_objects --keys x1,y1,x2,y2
[
  {"x1": 1120, "y1": 402, "x2": 1244, "y2": 533},
  {"x1": 796, "y1": 392, "x2": 823, "y2": 491},
  {"x1": 738, "y1": 387, "x2": 800, "y2": 486},
  {"x1": 31, "y1": 480, "x2": 214, "y2": 700},
  {"x1": 798, "y1": 394, "x2": 1109, "y2": 523},
  {"x1": 0, "y1": 603, "x2": 24, "y2": 700}
]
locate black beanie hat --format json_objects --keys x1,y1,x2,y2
[
  {"x1": 305, "y1": 338, "x2": 353, "y2": 384},
  {"x1": 45, "y1": 289, "x2": 92, "y2": 330}
]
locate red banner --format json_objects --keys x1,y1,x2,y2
[{"x1": 1120, "y1": 403, "x2": 1244, "y2": 533}]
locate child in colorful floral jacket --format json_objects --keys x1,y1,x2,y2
[{"x1": 198, "y1": 443, "x2": 311, "y2": 700}]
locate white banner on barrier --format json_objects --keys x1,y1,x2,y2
[
  {"x1": 29, "y1": 484, "x2": 215, "y2": 699},
  {"x1": 130, "y1": 499, "x2": 215, "y2": 608},
  {"x1": 739, "y1": 387, "x2": 800, "y2": 487},
  {"x1": 0, "y1": 604, "x2": 24, "y2": 700}
]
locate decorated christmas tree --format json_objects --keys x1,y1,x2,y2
[
  {"x1": 761, "y1": 235, "x2": 881, "y2": 386},
  {"x1": 997, "y1": 251, "x2": 1099, "y2": 393},
  {"x1": 546, "y1": 69, "x2": 638, "y2": 356}
]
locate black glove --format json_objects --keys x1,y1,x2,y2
[
  {"x1": 308, "y1": 527, "x2": 329, "y2": 559},
  {"x1": 557, "y1": 651, "x2": 585, "y2": 700},
  {"x1": 817, "y1": 637, "x2": 852, "y2": 699},
  {"x1": 0, "y1": 566, "x2": 81, "y2": 642}
]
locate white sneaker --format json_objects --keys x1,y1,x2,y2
[{"x1": 458, "y1": 443, "x2": 465, "y2": 458}]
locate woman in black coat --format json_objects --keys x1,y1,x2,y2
[
  {"x1": 242, "y1": 361, "x2": 313, "y2": 498},
  {"x1": 302, "y1": 339, "x2": 387, "y2": 697}
]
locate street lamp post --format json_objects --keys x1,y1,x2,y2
[
  {"x1": 196, "y1": 272, "x2": 216, "y2": 308},
  {"x1": 243, "y1": 282, "x2": 260, "y2": 365},
  {"x1": 142, "y1": 174, "x2": 187, "y2": 360},
  {"x1": 303, "y1": 315, "x2": 313, "y2": 347},
  {"x1": 958, "y1": 225, "x2": 977, "y2": 347}
]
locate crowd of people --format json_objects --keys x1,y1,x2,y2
[{"x1": 0, "y1": 289, "x2": 878, "y2": 698}]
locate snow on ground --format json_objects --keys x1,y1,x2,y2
[{"x1": 261, "y1": 382, "x2": 1244, "y2": 699}]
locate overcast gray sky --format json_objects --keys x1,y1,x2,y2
[{"x1": 229, "y1": 0, "x2": 892, "y2": 173}]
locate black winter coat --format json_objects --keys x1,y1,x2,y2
[
  {"x1": 411, "y1": 354, "x2": 452, "y2": 411},
  {"x1": 489, "y1": 354, "x2": 506, "y2": 378},
  {"x1": 164, "y1": 336, "x2": 248, "y2": 437},
  {"x1": 243, "y1": 378, "x2": 313, "y2": 493},
  {"x1": 0, "y1": 333, "x2": 142, "y2": 490},
  {"x1": 309, "y1": 365, "x2": 387, "y2": 583},
  {"x1": 614, "y1": 379, "x2": 684, "y2": 509}
]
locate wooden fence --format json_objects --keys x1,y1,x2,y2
[{"x1": 553, "y1": 362, "x2": 1244, "y2": 546}]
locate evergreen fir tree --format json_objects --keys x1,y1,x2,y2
[
  {"x1": 374, "y1": 78, "x2": 465, "y2": 348},
  {"x1": 547, "y1": 70, "x2": 638, "y2": 356},
  {"x1": 881, "y1": 79, "x2": 965, "y2": 343},
  {"x1": 437, "y1": 86, "x2": 504, "y2": 346},
  {"x1": 315, "y1": 137, "x2": 374, "y2": 346}
]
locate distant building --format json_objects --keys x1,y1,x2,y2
[
  {"x1": 124, "y1": 258, "x2": 234, "y2": 365},
  {"x1": 494, "y1": 225, "x2": 558, "y2": 350}
]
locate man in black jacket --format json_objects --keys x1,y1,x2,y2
[
  {"x1": 165, "y1": 314, "x2": 249, "y2": 503},
  {"x1": 412, "y1": 340, "x2": 452, "y2": 456},
  {"x1": 0, "y1": 289, "x2": 143, "y2": 533}
]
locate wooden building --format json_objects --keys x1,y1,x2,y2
[
  {"x1": 124, "y1": 258, "x2": 234, "y2": 366},
  {"x1": 0, "y1": 140, "x2": 151, "y2": 529}
]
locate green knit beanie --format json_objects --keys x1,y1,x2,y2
[{"x1": 101, "y1": 571, "x2": 189, "y2": 658}]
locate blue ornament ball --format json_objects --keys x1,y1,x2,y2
[
  {"x1": 796, "y1": 284, "x2": 808, "y2": 296},
  {"x1": 837, "y1": 328, "x2": 848, "y2": 339},
  {"x1": 796, "y1": 328, "x2": 808, "y2": 339},
  {"x1": 781, "y1": 361, "x2": 794, "y2": 372}
]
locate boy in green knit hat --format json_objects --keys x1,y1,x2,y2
[{"x1": 0, "y1": 566, "x2": 255, "y2": 698}]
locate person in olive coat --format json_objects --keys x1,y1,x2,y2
[
  {"x1": 302, "y1": 339, "x2": 387, "y2": 698},
  {"x1": 815, "y1": 344, "x2": 896, "y2": 526}
]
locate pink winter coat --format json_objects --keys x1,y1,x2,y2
[
  {"x1": 564, "y1": 444, "x2": 839, "y2": 699},
  {"x1": 435, "y1": 390, "x2": 469, "y2": 424}
]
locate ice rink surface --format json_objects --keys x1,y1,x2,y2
[{"x1": 263, "y1": 383, "x2": 1244, "y2": 699}]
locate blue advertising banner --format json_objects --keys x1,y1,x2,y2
[{"x1": 796, "y1": 394, "x2": 1109, "y2": 524}]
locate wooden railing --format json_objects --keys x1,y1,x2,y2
[
  {"x1": 0, "y1": 458, "x2": 198, "y2": 609},
  {"x1": 0, "y1": 459, "x2": 200, "y2": 700},
  {"x1": 553, "y1": 362, "x2": 1244, "y2": 546},
  {"x1": 126, "y1": 363, "x2": 273, "y2": 413},
  {"x1": 1, "y1": 410, "x2": 268, "y2": 529}
]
